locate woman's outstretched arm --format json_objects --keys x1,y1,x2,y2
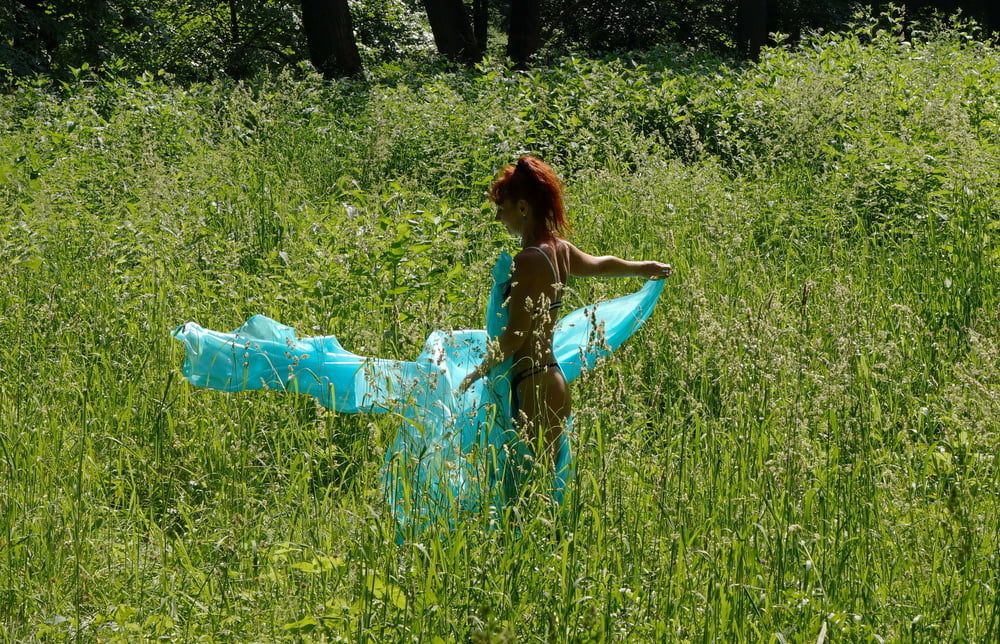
[{"x1": 566, "y1": 241, "x2": 672, "y2": 279}]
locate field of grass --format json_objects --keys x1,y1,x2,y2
[{"x1": 1, "y1": 16, "x2": 998, "y2": 641}]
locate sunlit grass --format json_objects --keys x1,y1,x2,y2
[{"x1": 1, "y1": 16, "x2": 998, "y2": 641}]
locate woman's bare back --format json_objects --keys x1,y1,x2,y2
[{"x1": 510, "y1": 240, "x2": 571, "y2": 465}]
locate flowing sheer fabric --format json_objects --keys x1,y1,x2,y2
[{"x1": 172, "y1": 252, "x2": 665, "y2": 533}]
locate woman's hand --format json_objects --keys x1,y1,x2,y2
[
  {"x1": 457, "y1": 369, "x2": 482, "y2": 395},
  {"x1": 643, "y1": 261, "x2": 673, "y2": 280},
  {"x1": 457, "y1": 337, "x2": 507, "y2": 395}
]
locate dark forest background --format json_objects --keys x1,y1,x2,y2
[{"x1": 2, "y1": 1, "x2": 998, "y2": 83}]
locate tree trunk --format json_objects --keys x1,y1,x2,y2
[
  {"x1": 82, "y1": 0, "x2": 106, "y2": 67},
  {"x1": 300, "y1": 0, "x2": 363, "y2": 78},
  {"x1": 226, "y1": 0, "x2": 250, "y2": 79},
  {"x1": 736, "y1": 0, "x2": 768, "y2": 60},
  {"x1": 423, "y1": 0, "x2": 480, "y2": 64},
  {"x1": 507, "y1": 0, "x2": 541, "y2": 69},
  {"x1": 473, "y1": 0, "x2": 489, "y2": 57}
]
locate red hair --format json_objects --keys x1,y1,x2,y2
[{"x1": 489, "y1": 155, "x2": 569, "y2": 238}]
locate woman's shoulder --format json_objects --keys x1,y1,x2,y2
[
  {"x1": 512, "y1": 247, "x2": 548, "y2": 272},
  {"x1": 516, "y1": 239, "x2": 572, "y2": 258},
  {"x1": 514, "y1": 240, "x2": 571, "y2": 283},
  {"x1": 514, "y1": 242, "x2": 563, "y2": 266}
]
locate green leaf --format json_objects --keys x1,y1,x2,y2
[
  {"x1": 366, "y1": 572, "x2": 407, "y2": 610},
  {"x1": 290, "y1": 560, "x2": 320, "y2": 574},
  {"x1": 283, "y1": 615, "x2": 319, "y2": 633}
]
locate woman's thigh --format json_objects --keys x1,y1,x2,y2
[{"x1": 514, "y1": 370, "x2": 571, "y2": 451}]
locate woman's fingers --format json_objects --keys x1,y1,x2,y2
[
  {"x1": 649, "y1": 261, "x2": 673, "y2": 279},
  {"x1": 457, "y1": 372, "x2": 479, "y2": 394}
]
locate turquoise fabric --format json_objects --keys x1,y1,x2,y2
[{"x1": 172, "y1": 252, "x2": 665, "y2": 532}]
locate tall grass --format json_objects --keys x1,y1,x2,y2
[{"x1": 1, "y1": 14, "x2": 998, "y2": 641}]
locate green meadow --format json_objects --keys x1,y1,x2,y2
[{"x1": 1, "y1": 18, "x2": 998, "y2": 641}]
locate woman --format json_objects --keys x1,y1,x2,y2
[
  {"x1": 173, "y1": 154, "x2": 670, "y2": 526},
  {"x1": 458, "y1": 156, "x2": 672, "y2": 471}
]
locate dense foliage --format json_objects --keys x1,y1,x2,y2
[
  {"x1": 4, "y1": 1, "x2": 997, "y2": 81},
  {"x1": 0, "y1": 0, "x2": 430, "y2": 81},
  {"x1": 1, "y1": 16, "x2": 998, "y2": 641}
]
